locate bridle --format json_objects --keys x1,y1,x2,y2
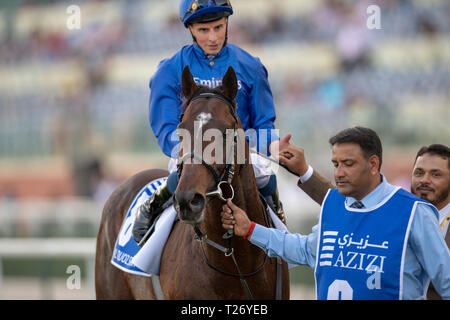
[
  {"x1": 175, "y1": 90, "x2": 266, "y2": 299},
  {"x1": 176, "y1": 91, "x2": 240, "y2": 201}
]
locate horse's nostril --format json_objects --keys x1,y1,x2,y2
[{"x1": 190, "y1": 193, "x2": 205, "y2": 211}]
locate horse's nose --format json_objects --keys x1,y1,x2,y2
[
  {"x1": 188, "y1": 192, "x2": 205, "y2": 213},
  {"x1": 174, "y1": 190, "x2": 206, "y2": 222}
]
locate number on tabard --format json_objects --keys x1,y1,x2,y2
[
  {"x1": 117, "y1": 214, "x2": 135, "y2": 246},
  {"x1": 327, "y1": 279, "x2": 353, "y2": 300}
]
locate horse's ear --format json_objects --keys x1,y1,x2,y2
[
  {"x1": 222, "y1": 66, "x2": 238, "y2": 103},
  {"x1": 181, "y1": 65, "x2": 198, "y2": 98}
]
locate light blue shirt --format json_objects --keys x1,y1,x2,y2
[{"x1": 250, "y1": 176, "x2": 450, "y2": 299}]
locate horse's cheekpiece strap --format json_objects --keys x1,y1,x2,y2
[{"x1": 177, "y1": 152, "x2": 221, "y2": 184}]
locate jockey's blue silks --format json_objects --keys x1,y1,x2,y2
[
  {"x1": 149, "y1": 43, "x2": 278, "y2": 158},
  {"x1": 314, "y1": 187, "x2": 436, "y2": 300}
]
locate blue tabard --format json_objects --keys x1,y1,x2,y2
[{"x1": 315, "y1": 187, "x2": 426, "y2": 300}]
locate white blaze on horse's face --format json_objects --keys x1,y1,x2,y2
[{"x1": 195, "y1": 112, "x2": 212, "y2": 140}]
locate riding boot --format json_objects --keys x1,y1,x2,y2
[
  {"x1": 267, "y1": 188, "x2": 286, "y2": 225},
  {"x1": 132, "y1": 180, "x2": 173, "y2": 246}
]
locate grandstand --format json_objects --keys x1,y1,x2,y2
[{"x1": 1, "y1": 1, "x2": 449, "y2": 166}]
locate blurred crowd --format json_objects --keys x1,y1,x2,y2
[{"x1": 0, "y1": 0, "x2": 449, "y2": 199}]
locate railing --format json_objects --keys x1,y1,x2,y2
[{"x1": 0, "y1": 237, "x2": 97, "y2": 299}]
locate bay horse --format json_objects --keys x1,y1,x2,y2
[{"x1": 95, "y1": 65, "x2": 289, "y2": 299}]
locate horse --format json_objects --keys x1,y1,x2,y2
[{"x1": 95, "y1": 65, "x2": 290, "y2": 299}]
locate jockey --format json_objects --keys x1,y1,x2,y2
[{"x1": 132, "y1": 0, "x2": 290, "y2": 245}]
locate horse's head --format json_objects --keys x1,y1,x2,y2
[{"x1": 174, "y1": 65, "x2": 242, "y2": 225}]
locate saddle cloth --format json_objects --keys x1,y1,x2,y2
[{"x1": 111, "y1": 177, "x2": 289, "y2": 276}]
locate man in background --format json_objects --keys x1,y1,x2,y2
[
  {"x1": 411, "y1": 144, "x2": 450, "y2": 299},
  {"x1": 283, "y1": 142, "x2": 450, "y2": 299}
]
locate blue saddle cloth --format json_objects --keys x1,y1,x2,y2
[{"x1": 110, "y1": 177, "x2": 167, "y2": 277}]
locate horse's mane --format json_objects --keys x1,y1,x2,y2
[{"x1": 181, "y1": 85, "x2": 236, "y2": 114}]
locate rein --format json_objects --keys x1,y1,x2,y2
[{"x1": 192, "y1": 225, "x2": 267, "y2": 300}]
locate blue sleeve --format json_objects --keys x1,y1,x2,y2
[
  {"x1": 248, "y1": 62, "x2": 279, "y2": 155},
  {"x1": 409, "y1": 203, "x2": 450, "y2": 299},
  {"x1": 249, "y1": 223, "x2": 318, "y2": 268},
  {"x1": 149, "y1": 60, "x2": 182, "y2": 158}
]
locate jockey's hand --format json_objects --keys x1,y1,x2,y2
[
  {"x1": 278, "y1": 144, "x2": 309, "y2": 177},
  {"x1": 221, "y1": 199, "x2": 252, "y2": 237},
  {"x1": 269, "y1": 134, "x2": 292, "y2": 160}
]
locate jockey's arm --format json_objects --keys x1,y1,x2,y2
[
  {"x1": 248, "y1": 62, "x2": 278, "y2": 156},
  {"x1": 148, "y1": 61, "x2": 182, "y2": 158}
]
